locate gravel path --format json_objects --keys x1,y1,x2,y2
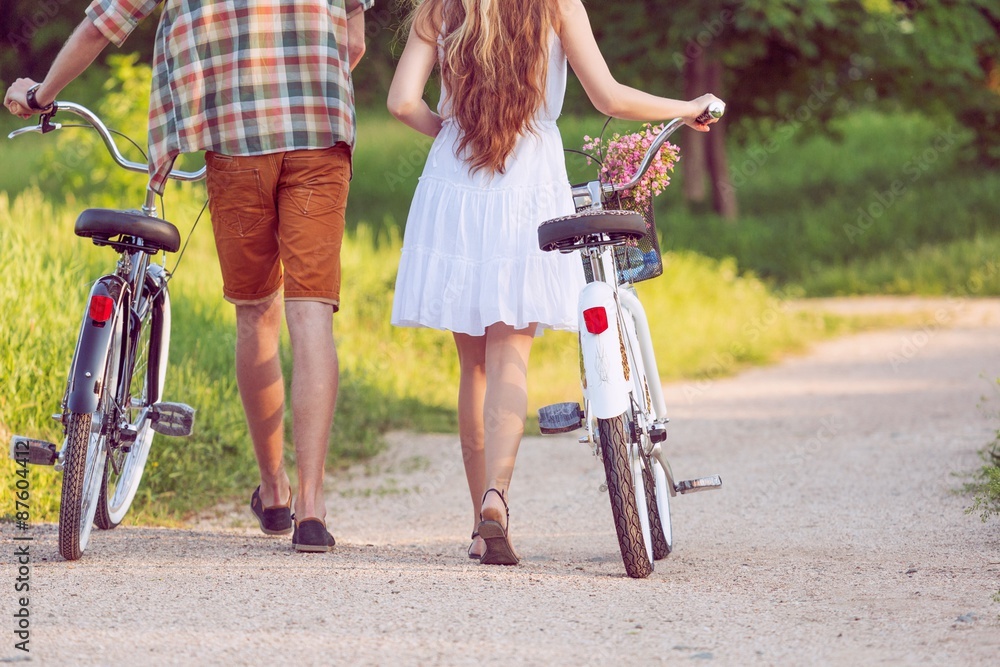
[{"x1": 5, "y1": 298, "x2": 999, "y2": 666}]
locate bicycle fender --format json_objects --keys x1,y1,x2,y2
[
  {"x1": 145, "y1": 263, "x2": 171, "y2": 405},
  {"x1": 65, "y1": 277, "x2": 125, "y2": 414},
  {"x1": 579, "y1": 281, "x2": 630, "y2": 419}
]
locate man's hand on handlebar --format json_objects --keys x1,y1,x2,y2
[
  {"x1": 685, "y1": 94, "x2": 725, "y2": 133},
  {"x1": 3, "y1": 78, "x2": 48, "y2": 120}
]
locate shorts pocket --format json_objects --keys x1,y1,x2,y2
[
  {"x1": 206, "y1": 157, "x2": 268, "y2": 236},
  {"x1": 283, "y1": 146, "x2": 351, "y2": 216}
]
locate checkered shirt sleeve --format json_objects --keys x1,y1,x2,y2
[
  {"x1": 86, "y1": 0, "x2": 162, "y2": 47},
  {"x1": 346, "y1": 0, "x2": 375, "y2": 18}
]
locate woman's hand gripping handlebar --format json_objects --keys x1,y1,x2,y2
[{"x1": 570, "y1": 100, "x2": 725, "y2": 206}]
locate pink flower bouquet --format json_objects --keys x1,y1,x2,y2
[{"x1": 581, "y1": 123, "x2": 680, "y2": 205}]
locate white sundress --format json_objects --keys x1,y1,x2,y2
[{"x1": 390, "y1": 34, "x2": 585, "y2": 336}]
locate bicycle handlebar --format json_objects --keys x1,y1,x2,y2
[
  {"x1": 7, "y1": 101, "x2": 206, "y2": 182},
  {"x1": 571, "y1": 100, "x2": 725, "y2": 203}
]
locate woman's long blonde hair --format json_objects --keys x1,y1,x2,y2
[{"x1": 411, "y1": 0, "x2": 555, "y2": 174}]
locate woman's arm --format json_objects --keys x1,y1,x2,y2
[
  {"x1": 558, "y1": 0, "x2": 718, "y2": 131},
  {"x1": 387, "y1": 22, "x2": 442, "y2": 138},
  {"x1": 347, "y1": 10, "x2": 367, "y2": 70}
]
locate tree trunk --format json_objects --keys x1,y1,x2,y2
[
  {"x1": 705, "y1": 60, "x2": 738, "y2": 221},
  {"x1": 682, "y1": 57, "x2": 708, "y2": 204}
]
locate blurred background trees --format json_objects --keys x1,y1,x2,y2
[{"x1": 2, "y1": 0, "x2": 997, "y2": 217}]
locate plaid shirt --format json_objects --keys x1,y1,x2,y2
[{"x1": 86, "y1": 0, "x2": 374, "y2": 194}]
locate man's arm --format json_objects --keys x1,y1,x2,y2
[{"x1": 3, "y1": 18, "x2": 110, "y2": 119}]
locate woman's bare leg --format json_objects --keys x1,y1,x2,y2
[
  {"x1": 479, "y1": 322, "x2": 537, "y2": 531},
  {"x1": 453, "y1": 332, "x2": 487, "y2": 555}
]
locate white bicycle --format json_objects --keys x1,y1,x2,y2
[{"x1": 537, "y1": 103, "x2": 725, "y2": 578}]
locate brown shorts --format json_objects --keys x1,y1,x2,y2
[{"x1": 205, "y1": 144, "x2": 351, "y2": 308}]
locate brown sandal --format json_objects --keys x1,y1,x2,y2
[
  {"x1": 477, "y1": 488, "x2": 519, "y2": 565},
  {"x1": 468, "y1": 530, "x2": 483, "y2": 560}
]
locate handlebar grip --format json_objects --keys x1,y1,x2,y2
[{"x1": 694, "y1": 101, "x2": 726, "y2": 125}]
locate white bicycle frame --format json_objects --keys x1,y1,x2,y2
[
  {"x1": 537, "y1": 103, "x2": 725, "y2": 576},
  {"x1": 577, "y1": 238, "x2": 677, "y2": 496},
  {"x1": 567, "y1": 104, "x2": 726, "y2": 496}
]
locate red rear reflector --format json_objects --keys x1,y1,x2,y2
[
  {"x1": 583, "y1": 307, "x2": 609, "y2": 334},
  {"x1": 89, "y1": 295, "x2": 114, "y2": 323}
]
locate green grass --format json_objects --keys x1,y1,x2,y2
[
  {"x1": 652, "y1": 111, "x2": 1000, "y2": 294},
  {"x1": 8, "y1": 65, "x2": 998, "y2": 296},
  {"x1": 964, "y1": 447, "x2": 1000, "y2": 524},
  {"x1": 964, "y1": 380, "x2": 1000, "y2": 526},
  {"x1": 801, "y1": 234, "x2": 1000, "y2": 296}
]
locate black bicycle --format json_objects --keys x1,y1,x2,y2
[{"x1": 9, "y1": 101, "x2": 204, "y2": 560}]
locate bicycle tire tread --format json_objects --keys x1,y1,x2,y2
[
  {"x1": 58, "y1": 414, "x2": 92, "y2": 561},
  {"x1": 642, "y1": 459, "x2": 671, "y2": 560},
  {"x1": 599, "y1": 415, "x2": 653, "y2": 579}
]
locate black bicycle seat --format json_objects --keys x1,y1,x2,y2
[
  {"x1": 538, "y1": 209, "x2": 646, "y2": 252},
  {"x1": 75, "y1": 208, "x2": 181, "y2": 254}
]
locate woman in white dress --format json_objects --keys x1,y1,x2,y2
[{"x1": 388, "y1": 0, "x2": 719, "y2": 565}]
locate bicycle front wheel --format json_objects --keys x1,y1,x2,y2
[
  {"x1": 97, "y1": 285, "x2": 170, "y2": 529},
  {"x1": 642, "y1": 451, "x2": 673, "y2": 559},
  {"x1": 599, "y1": 414, "x2": 654, "y2": 578}
]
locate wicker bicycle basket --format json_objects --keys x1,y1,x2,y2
[{"x1": 581, "y1": 193, "x2": 662, "y2": 285}]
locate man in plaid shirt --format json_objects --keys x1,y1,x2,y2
[{"x1": 4, "y1": 0, "x2": 374, "y2": 552}]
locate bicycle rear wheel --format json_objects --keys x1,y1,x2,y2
[
  {"x1": 599, "y1": 414, "x2": 654, "y2": 578},
  {"x1": 58, "y1": 312, "x2": 123, "y2": 560},
  {"x1": 96, "y1": 284, "x2": 169, "y2": 529}
]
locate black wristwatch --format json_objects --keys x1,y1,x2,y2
[{"x1": 25, "y1": 84, "x2": 50, "y2": 111}]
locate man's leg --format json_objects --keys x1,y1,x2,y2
[
  {"x1": 285, "y1": 301, "x2": 337, "y2": 521},
  {"x1": 274, "y1": 144, "x2": 350, "y2": 533},
  {"x1": 235, "y1": 296, "x2": 291, "y2": 508}
]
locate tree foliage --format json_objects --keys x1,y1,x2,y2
[
  {"x1": 2, "y1": 0, "x2": 997, "y2": 163},
  {"x1": 1, "y1": 1, "x2": 160, "y2": 85},
  {"x1": 580, "y1": 1, "x2": 1000, "y2": 162}
]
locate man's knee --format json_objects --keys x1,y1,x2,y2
[
  {"x1": 284, "y1": 300, "x2": 335, "y2": 344},
  {"x1": 236, "y1": 295, "x2": 283, "y2": 337}
]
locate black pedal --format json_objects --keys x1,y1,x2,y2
[
  {"x1": 538, "y1": 402, "x2": 583, "y2": 434},
  {"x1": 150, "y1": 402, "x2": 196, "y2": 437},
  {"x1": 9, "y1": 436, "x2": 58, "y2": 466},
  {"x1": 675, "y1": 475, "x2": 723, "y2": 494}
]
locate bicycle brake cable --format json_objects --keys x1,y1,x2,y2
[
  {"x1": 165, "y1": 198, "x2": 209, "y2": 282},
  {"x1": 59, "y1": 124, "x2": 150, "y2": 161},
  {"x1": 565, "y1": 148, "x2": 602, "y2": 166}
]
